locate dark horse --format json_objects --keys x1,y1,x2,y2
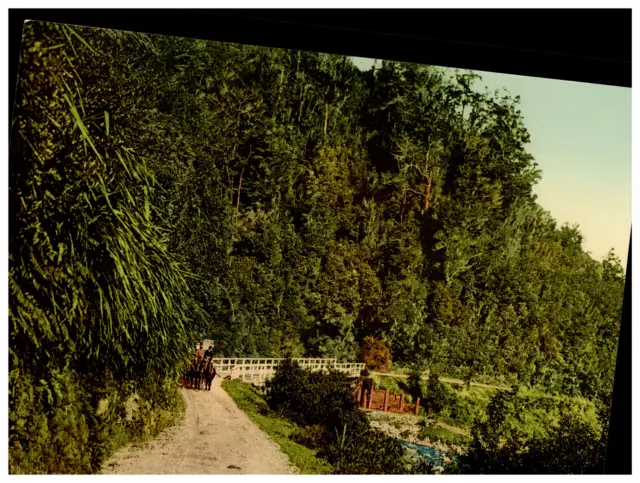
[
  {"x1": 203, "y1": 359, "x2": 217, "y2": 391},
  {"x1": 183, "y1": 355, "x2": 216, "y2": 391},
  {"x1": 185, "y1": 357, "x2": 199, "y2": 390}
]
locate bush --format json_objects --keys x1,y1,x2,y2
[
  {"x1": 522, "y1": 413, "x2": 606, "y2": 474},
  {"x1": 266, "y1": 359, "x2": 430, "y2": 474},
  {"x1": 372, "y1": 375, "x2": 408, "y2": 396},
  {"x1": 265, "y1": 359, "x2": 370, "y2": 434},
  {"x1": 407, "y1": 364, "x2": 426, "y2": 401},
  {"x1": 292, "y1": 425, "x2": 330, "y2": 450},
  {"x1": 418, "y1": 422, "x2": 472, "y2": 446},
  {"x1": 424, "y1": 373, "x2": 455, "y2": 417},
  {"x1": 359, "y1": 337, "x2": 392, "y2": 373},
  {"x1": 223, "y1": 381, "x2": 333, "y2": 474},
  {"x1": 320, "y1": 426, "x2": 417, "y2": 474},
  {"x1": 9, "y1": 23, "x2": 201, "y2": 473},
  {"x1": 439, "y1": 396, "x2": 479, "y2": 429},
  {"x1": 9, "y1": 361, "x2": 185, "y2": 474},
  {"x1": 451, "y1": 387, "x2": 608, "y2": 474}
]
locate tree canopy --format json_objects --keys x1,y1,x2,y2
[
  {"x1": 11, "y1": 21, "x2": 625, "y2": 414},
  {"x1": 111, "y1": 31, "x2": 623, "y2": 401}
]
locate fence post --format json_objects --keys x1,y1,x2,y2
[
  {"x1": 367, "y1": 386, "x2": 374, "y2": 409},
  {"x1": 383, "y1": 388, "x2": 390, "y2": 412},
  {"x1": 400, "y1": 392, "x2": 405, "y2": 412},
  {"x1": 415, "y1": 397, "x2": 420, "y2": 415},
  {"x1": 357, "y1": 382, "x2": 363, "y2": 406}
]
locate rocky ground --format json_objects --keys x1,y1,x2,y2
[{"x1": 367, "y1": 411, "x2": 468, "y2": 458}]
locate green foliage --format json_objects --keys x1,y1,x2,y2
[
  {"x1": 378, "y1": 374, "x2": 599, "y2": 444},
  {"x1": 42, "y1": 23, "x2": 623, "y2": 406},
  {"x1": 450, "y1": 387, "x2": 608, "y2": 474},
  {"x1": 11, "y1": 22, "x2": 202, "y2": 379},
  {"x1": 437, "y1": 386, "x2": 490, "y2": 430},
  {"x1": 13, "y1": 22, "x2": 624, "y2": 395},
  {"x1": 9, "y1": 22, "x2": 203, "y2": 473},
  {"x1": 292, "y1": 425, "x2": 331, "y2": 450},
  {"x1": 407, "y1": 364, "x2": 426, "y2": 401},
  {"x1": 435, "y1": 382, "x2": 598, "y2": 438},
  {"x1": 11, "y1": 20, "x2": 625, "y2": 473},
  {"x1": 418, "y1": 422, "x2": 472, "y2": 446},
  {"x1": 320, "y1": 424, "x2": 421, "y2": 474},
  {"x1": 265, "y1": 360, "x2": 429, "y2": 474},
  {"x1": 265, "y1": 359, "x2": 370, "y2": 434},
  {"x1": 9, "y1": 365, "x2": 93, "y2": 474},
  {"x1": 424, "y1": 373, "x2": 454, "y2": 416},
  {"x1": 9, "y1": 363, "x2": 184, "y2": 474},
  {"x1": 519, "y1": 413, "x2": 606, "y2": 474},
  {"x1": 113, "y1": 27, "x2": 624, "y2": 404},
  {"x1": 372, "y1": 374, "x2": 409, "y2": 396}
]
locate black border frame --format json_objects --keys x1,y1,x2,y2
[{"x1": 7, "y1": 8, "x2": 632, "y2": 475}]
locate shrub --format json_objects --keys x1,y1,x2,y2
[
  {"x1": 320, "y1": 424, "x2": 422, "y2": 474},
  {"x1": 522, "y1": 413, "x2": 606, "y2": 474},
  {"x1": 407, "y1": 364, "x2": 426, "y2": 401},
  {"x1": 9, "y1": 360, "x2": 185, "y2": 474},
  {"x1": 9, "y1": 22, "x2": 201, "y2": 473},
  {"x1": 424, "y1": 373, "x2": 455, "y2": 417},
  {"x1": 223, "y1": 380, "x2": 333, "y2": 475},
  {"x1": 451, "y1": 387, "x2": 608, "y2": 474},
  {"x1": 435, "y1": 385, "x2": 493, "y2": 430},
  {"x1": 418, "y1": 422, "x2": 472, "y2": 446},
  {"x1": 359, "y1": 337, "x2": 392, "y2": 373},
  {"x1": 292, "y1": 425, "x2": 330, "y2": 450},
  {"x1": 372, "y1": 375, "x2": 408, "y2": 396},
  {"x1": 439, "y1": 397, "x2": 477, "y2": 429},
  {"x1": 266, "y1": 359, "x2": 430, "y2": 474},
  {"x1": 265, "y1": 359, "x2": 369, "y2": 434}
]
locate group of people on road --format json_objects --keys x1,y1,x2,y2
[{"x1": 183, "y1": 343, "x2": 217, "y2": 391}]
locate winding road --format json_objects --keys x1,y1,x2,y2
[{"x1": 102, "y1": 378, "x2": 294, "y2": 475}]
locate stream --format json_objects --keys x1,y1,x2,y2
[{"x1": 399, "y1": 440, "x2": 450, "y2": 467}]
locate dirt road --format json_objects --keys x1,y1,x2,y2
[{"x1": 102, "y1": 378, "x2": 294, "y2": 474}]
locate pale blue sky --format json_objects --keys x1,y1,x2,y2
[{"x1": 351, "y1": 57, "x2": 631, "y2": 267}]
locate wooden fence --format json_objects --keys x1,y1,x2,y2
[
  {"x1": 210, "y1": 357, "x2": 365, "y2": 385},
  {"x1": 353, "y1": 379, "x2": 421, "y2": 416}
]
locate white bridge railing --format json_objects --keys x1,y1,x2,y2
[{"x1": 209, "y1": 358, "x2": 365, "y2": 386}]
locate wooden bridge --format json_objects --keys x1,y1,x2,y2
[{"x1": 210, "y1": 357, "x2": 365, "y2": 386}]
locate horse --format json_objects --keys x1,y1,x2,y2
[
  {"x1": 193, "y1": 357, "x2": 207, "y2": 390},
  {"x1": 202, "y1": 358, "x2": 217, "y2": 391},
  {"x1": 185, "y1": 357, "x2": 200, "y2": 390},
  {"x1": 183, "y1": 352, "x2": 216, "y2": 391}
]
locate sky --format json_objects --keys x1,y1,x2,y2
[{"x1": 351, "y1": 57, "x2": 631, "y2": 267}]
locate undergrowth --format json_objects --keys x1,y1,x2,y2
[
  {"x1": 9, "y1": 21, "x2": 199, "y2": 474},
  {"x1": 263, "y1": 359, "x2": 433, "y2": 474},
  {"x1": 9, "y1": 363, "x2": 185, "y2": 474},
  {"x1": 371, "y1": 374, "x2": 599, "y2": 441},
  {"x1": 418, "y1": 423, "x2": 472, "y2": 446}
]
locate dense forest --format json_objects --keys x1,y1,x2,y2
[{"x1": 9, "y1": 22, "x2": 625, "y2": 472}]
